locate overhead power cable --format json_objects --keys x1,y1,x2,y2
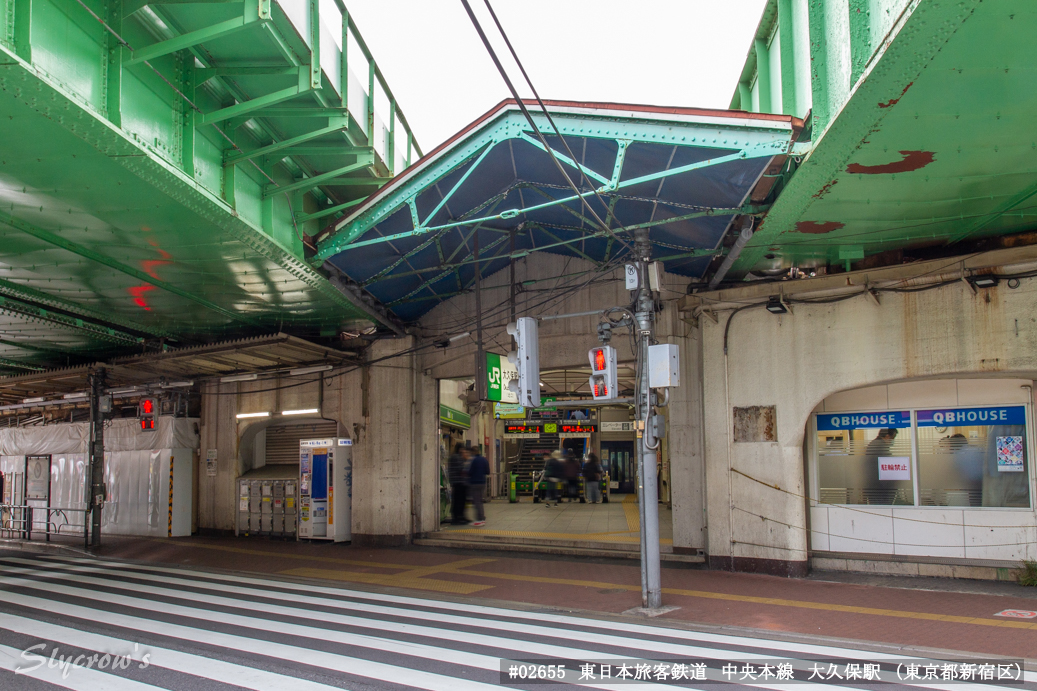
[{"x1": 459, "y1": 0, "x2": 633, "y2": 255}]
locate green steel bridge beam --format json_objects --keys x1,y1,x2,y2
[
  {"x1": 0, "y1": 277, "x2": 176, "y2": 340},
  {"x1": 0, "y1": 357, "x2": 45, "y2": 372},
  {"x1": 127, "y1": 5, "x2": 266, "y2": 66},
  {"x1": 264, "y1": 154, "x2": 375, "y2": 198},
  {"x1": 0, "y1": 210, "x2": 262, "y2": 328},
  {"x1": 314, "y1": 110, "x2": 793, "y2": 262},
  {"x1": 0, "y1": 294, "x2": 143, "y2": 346}
]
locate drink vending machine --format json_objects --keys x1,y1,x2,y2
[{"x1": 298, "y1": 438, "x2": 352, "y2": 541}]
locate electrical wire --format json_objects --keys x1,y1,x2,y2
[{"x1": 459, "y1": 0, "x2": 633, "y2": 256}]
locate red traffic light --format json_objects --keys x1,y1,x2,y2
[
  {"x1": 593, "y1": 348, "x2": 606, "y2": 372},
  {"x1": 140, "y1": 398, "x2": 154, "y2": 414},
  {"x1": 140, "y1": 418, "x2": 155, "y2": 430}
]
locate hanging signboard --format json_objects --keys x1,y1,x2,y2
[
  {"x1": 601, "y1": 421, "x2": 636, "y2": 432},
  {"x1": 503, "y1": 422, "x2": 540, "y2": 439},
  {"x1": 816, "y1": 411, "x2": 911, "y2": 431},
  {"x1": 916, "y1": 406, "x2": 1025, "y2": 427},
  {"x1": 439, "y1": 405, "x2": 471, "y2": 430},
  {"x1": 494, "y1": 402, "x2": 526, "y2": 419},
  {"x1": 485, "y1": 352, "x2": 519, "y2": 404},
  {"x1": 559, "y1": 423, "x2": 594, "y2": 439},
  {"x1": 878, "y1": 456, "x2": 911, "y2": 481}
]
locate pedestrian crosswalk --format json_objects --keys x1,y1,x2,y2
[{"x1": 0, "y1": 552, "x2": 1032, "y2": 690}]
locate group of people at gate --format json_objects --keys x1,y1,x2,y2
[{"x1": 540, "y1": 449, "x2": 603, "y2": 506}]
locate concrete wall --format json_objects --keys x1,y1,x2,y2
[
  {"x1": 197, "y1": 338, "x2": 440, "y2": 542},
  {"x1": 698, "y1": 276, "x2": 1037, "y2": 575}
]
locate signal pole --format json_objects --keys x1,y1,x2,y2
[
  {"x1": 87, "y1": 368, "x2": 107, "y2": 547},
  {"x1": 632, "y1": 228, "x2": 662, "y2": 610}
]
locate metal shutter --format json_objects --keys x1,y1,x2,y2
[{"x1": 264, "y1": 421, "x2": 338, "y2": 465}]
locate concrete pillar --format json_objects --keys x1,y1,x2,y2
[
  {"x1": 351, "y1": 337, "x2": 417, "y2": 546},
  {"x1": 197, "y1": 381, "x2": 240, "y2": 532}
]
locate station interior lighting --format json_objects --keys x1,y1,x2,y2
[
  {"x1": 63, "y1": 392, "x2": 88, "y2": 400},
  {"x1": 282, "y1": 408, "x2": 319, "y2": 416},
  {"x1": 968, "y1": 275, "x2": 1000, "y2": 288},
  {"x1": 765, "y1": 297, "x2": 788, "y2": 314},
  {"x1": 289, "y1": 365, "x2": 332, "y2": 376},
  {"x1": 220, "y1": 373, "x2": 258, "y2": 383},
  {"x1": 236, "y1": 411, "x2": 271, "y2": 419},
  {"x1": 22, "y1": 397, "x2": 45, "y2": 404}
]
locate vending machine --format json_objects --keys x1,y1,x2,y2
[{"x1": 298, "y1": 438, "x2": 352, "y2": 541}]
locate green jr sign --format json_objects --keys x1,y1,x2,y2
[{"x1": 485, "y1": 352, "x2": 518, "y2": 404}]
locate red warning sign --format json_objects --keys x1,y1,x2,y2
[{"x1": 994, "y1": 609, "x2": 1037, "y2": 619}]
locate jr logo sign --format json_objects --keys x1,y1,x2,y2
[{"x1": 485, "y1": 352, "x2": 518, "y2": 403}]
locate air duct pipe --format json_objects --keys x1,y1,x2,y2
[{"x1": 708, "y1": 217, "x2": 754, "y2": 290}]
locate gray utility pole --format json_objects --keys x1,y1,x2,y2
[
  {"x1": 87, "y1": 369, "x2": 107, "y2": 547},
  {"x1": 632, "y1": 227, "x2": 662, "y2": 609}
]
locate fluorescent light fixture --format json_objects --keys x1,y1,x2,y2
[
  {"x1": 22, "y1": 397, "x2": 45, "y2": 404},
  {"x1": 236, "y1": 411, "x2": 270, "y2": 419},
  {"x1": 161, "y1": 381, "x2": 194, "y2": 388},
  {"x1": 108, "y1": 387, "x2": 141, "y2": 396},
  {"x1": 282, "y1": 408, "x2": 319, "y2": 416},
  {"x1": 63, "y1": 392, "x2": 88, "y2": 400},
  {"x1": 968, "y1": 275, "x2": 999, "y2": 288},
  {"x1": 289, "y1": 365, "x2": 332, "y2": 376},
  {"x1": 765, "y1": 297, "x2": 788, "y2": 314},
  {"x1": 539, "y1": 382, "x2": 545, "y2": 387},
  {"x1": 220, "y1": 373, "x2": 258, "y2": 383}
]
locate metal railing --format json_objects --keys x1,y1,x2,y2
[{"x1": 0, "y1": 504, "x2": 89, "y2": 546}]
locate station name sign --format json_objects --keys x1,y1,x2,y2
[
  {"x1": 917, "y1": 406, "x2": 1025, "y2": 427},
  {"x1": 816, "y1": 412, "x2": 910, "y2": 431}
]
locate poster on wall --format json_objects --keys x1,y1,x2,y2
[
  {"x1": 996, "y1": 436, "x2": 1025, "y2": 472},
  {"x1": 878, "y1": 456, "x2": 911, "y2": 481},
  {"x1": 206, "y1": 449, "x2": 218, "y2": 477}
]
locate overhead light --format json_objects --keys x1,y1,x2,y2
[
  {"x1": 289, "y1": 365, "x2": 332, "y2": 376},
  {"x1": 282, "y1": 408, "x2": 319, "y2": 416},
  {"x1": 22, "y1": 397, "x2": 45, "y2": 404},
  {"x1": 108, "y1": 387, "x2": 141, "y2": 396},
  {"x1": 765, "y1": 296, "x2": 788, "y2": 314},
  {"x1": 968, "y1": 275, "x2": 999, "y2": 289},
  {"x1": 539, "y1": 382, "x2": 545, "y2": 387},
  {"x1": 161, "y1": 381, "x2": 194, "y2": 388},
  {"x1": 63, "y1": 392, "x2": 88, "y2": 400},
  {"x1": 236, "y1": 411, "x2": 270, "y2": 419},
  {"x1": 220, "y1": 373, "x2": 258, "y2": 383}
]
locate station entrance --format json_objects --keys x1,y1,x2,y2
[{"x1": 429, "y1": 368, "x2": 674, "y2": 557}]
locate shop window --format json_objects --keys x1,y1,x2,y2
[
  {"x1": 816, "y1": 411, "x2": 913, "y2": 505},
  {"x1": 916, "y1": 406, "x2": 1031, "y2": 508}
]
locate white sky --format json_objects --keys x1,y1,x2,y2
[{"x1": 345, "y1": 0, "x2": 768, "y2": 151}]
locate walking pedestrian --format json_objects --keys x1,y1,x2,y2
[
  {"x1": 466, "y1": 445, "x2": 489, "y2": 526},
  {"x1": 583, "y1": 453, "x2": 603, "y2": 503},
  {"x1": 543, "y1": 450, "x2": 564, "y2": 507},
  {"x1": 448, "y1": 443, "x2": 469, "y2": 525},
  {"x1": 563, "y1": 450, "x2": 581, "y2": 502}
]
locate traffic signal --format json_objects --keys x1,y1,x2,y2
[
  {"x1": 138, "y1": 397, "x2": 156, "y2": 430},
  {"x1": 506, "y1": 317, "x2": 540, "y2": 408},
  {"x1": 588, "y1": 345, "x2": 617, "y2": 400}
]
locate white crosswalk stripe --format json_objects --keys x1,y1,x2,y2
[{"x1": 0, "y1": 552, "x2": 1031, "y2": 691}]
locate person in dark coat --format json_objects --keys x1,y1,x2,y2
[
  {"x1": 467, "y1": 446, "x2": 490, "y2": 526},
  {"x1": 543, "y1": 450, "x2": 564, "y2": 507},
  {"x1": 563, "y1": 450, "x2": 581, "y2": 502},
  {"x1": 583, "y1": 453, "x2": 603, "y2": 503},
  {"x1": 448, "y1": 443, "x2": 469, "y2": 524}
]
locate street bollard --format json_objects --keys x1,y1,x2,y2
[{"x1": 509, "y1": 472, "x2": 517, "y2": 503}]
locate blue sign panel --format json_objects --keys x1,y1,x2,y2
[
  {"x1": 917, "y1": 406, "x2": 1026, "y2": 427},
  {"x1": 817, "y1": 411, "x2": 911, "y2": 431}
]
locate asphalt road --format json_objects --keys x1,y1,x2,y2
[{"x1": 0, "y1": 551, "x2": 1033, "y2": 690}]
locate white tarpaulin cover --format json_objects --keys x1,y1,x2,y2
[
  {"x1": 0, "y1": 418, "x2": 197, "y2": 537},
  {"x1": 0, "y1": 417, "x2": 198, "y2": 455}
]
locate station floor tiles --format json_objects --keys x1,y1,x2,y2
[
  {"x1": 22, "y1": 533, "x2": 1037, "y2": 661},
  {"x1": 437, "y1": 493, "x2": 673, "y2": 544}
]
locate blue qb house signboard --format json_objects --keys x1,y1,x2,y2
[{"x1": 816, "y1": 411, "x2": 911, "y2": 431}]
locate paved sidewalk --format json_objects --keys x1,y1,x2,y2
[{"x1": 8, "y1": 534, "x2": 1037, "y2": 661}]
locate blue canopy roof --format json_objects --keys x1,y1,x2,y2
[{"x1": 315, "y1": 100, "x2": 799, "y2": 323}]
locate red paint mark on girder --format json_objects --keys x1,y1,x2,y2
[
  {"x1": 812, "y1": 179, "x2": 839, "y2": 199},
  {"x1": 128, "y1": 285, "x2": 155, "y2": 310},
  {"x1": 846, "y1": 150, "x2": 935, "y2": 174},
  {"x1": 141, "y1": 240, "x2": 173, "y2": 279},
  {"x1": 878, "y1": 82, "x2": 913, "y2": 108},
  {"x1": 795, "y1": 221, "x2": 845, "y2": 234}
]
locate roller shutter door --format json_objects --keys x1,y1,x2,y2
[{"x1": 264, "y1": 421, "x2": 338, "y2": 465}]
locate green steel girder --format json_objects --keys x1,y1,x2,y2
[
  {"x1": 200, "y1": 67, "x2": 315, "y2": 125},
  {"x1": 264, "y1": 153, "x2": 374, "y2": 198},
  {"x1": 294, "y1": 196, "x2": 369, "y2": 225},
  {"x1": 314, "y1": 108, "x2": 793, "y2": 263},
  {"x1": 0, "y1": 294, "x2": 143, "y2": 345},
  {"x1": 123, "y1": 0, "x2": 242, "y2": 18},
  {"x1": 127, "y1": 4, "x2": 266, "y2": 66},
  {"x1": 0, "y1": 277, "x2": 175, "y2": 339},
  {"x1": 223, "y1": 117, "x2": 351, "y2": 165},
  {"x1": 0, "y1": 208, "x2": 260, "y2": 327},
  {"x1": 0, "y1": 357, "x2": 44, "y2": 372}
]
